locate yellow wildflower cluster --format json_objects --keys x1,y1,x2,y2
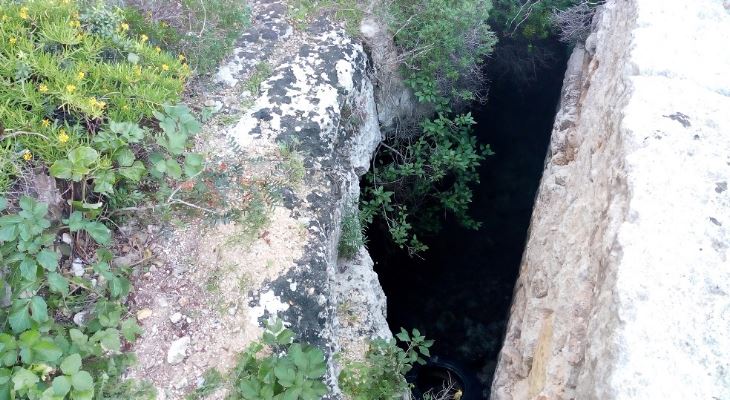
[
  {"x1": 120, "y1": 22, "x2": 129, "y2": 32},
  {"x1": 9, "y1": 37, "x2": 16, "y2": 45},
  {"x1": 22, "y1": 150, "x2": 32, "y2": 161},
  {"x1": 19, "y1": 7, "x2": 29, "y2": 20},
  {"x1": 140, "y1": 34, "x2": 148, "y2": 43},
  {"x1": 58, "y1": 129, "x2": 69, "y2": 144},
  {"x1": 69, "y1": 20, "x2": 80, "y2": 28},
  {"x1": 88, "y1": 98, "x2": 106, "y2": 110},
  {"x1": 41, "y1": 119, "x2": 51, "y2": 127},
  {"x1": 161, "y1": 64, "x2": 169, "y2": 71},
  {"x1": 39, "y1": 84, "x2": 49, "y2": 93},
  {"x1": 76, "y1": 71, "x2": 85, "y2": 80},
  {"x1": 66, "y1": 84, "x2": 76, "y2": 93}
]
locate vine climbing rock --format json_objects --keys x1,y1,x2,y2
[{"x1": 491, "y1": 0, "x2": 730, "y2": 399}]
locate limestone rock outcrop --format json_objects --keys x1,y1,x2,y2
[{"x1": 491, "y1": 0, "x2": 730, "y2": 399}]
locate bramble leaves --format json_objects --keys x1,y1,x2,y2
[
  {"x1": 50, "y1": 147, "x2": 99, "y2": 182},
  {"x1": 339, "y1": 328, "x2": 433, "y2": 400},
  {"x1": 363, "y1": 113, "x2": 489, "y2": 256},
  {"x1": 64, "y1": 212, "x2": 111, "y2": 245},
  {"x1": 230, "y1": 321, "x2": 328, "y2": 400}
]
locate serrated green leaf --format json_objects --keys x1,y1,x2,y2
[
  {"x1": 93, "y1": 169, "x2": 116, "y2": 194},
  {"x1": 118, "y1": 161, "x2": 146, "y2": 182},
  {"x1": 71, "y1": 370, "x2": 93, "y2": 391},
  {"x1": 19, "y1": 257, "x2": 37, "y2": 280},
  {"x1": 0, "y1": 224, "x2": 18, "y2": 242},
  {"x1": 65, "y1": 212, "x2": 85, "y2": 231},
  {"x1": 47, "y1": 272, "x2": 69, "y2": 296},
  {"x1": 52, "y1": 375, "x2": 71, "y2": 396},
  {"x1": 184, "y1": 153, "x2": 204, "y2": 177},
  {"x1": 69, "y1": 330, "x2": 87, "y2": 346},
  {"x1": 36, "y1": 250, "x2": 58, "y2": 271},
  {"x1": 82, "y1": 221, "x2": 110, "y2": 245},
  {"x1": 120, "y1": 319, "x2": 142, "y2": 342},
  {"x1": 98, "y1": 329, "x2": 121, "y2": 352},
  {"x1": 68, "y1": 147, "x2": 99, "y2": 167},
  {"x1": 12, "y1": 368, "x2": 38, "y2": 391},
  {"x1": 60, "y1": 354, "x2": 82, "y2": 375},
  {"x1": 115, "y1": 147, "x2": 135, "y2": 167},
  {"x1": 0, "y1": 335, "x2": 18, "y2": 367},
  {"x1": 33, "y1": 339, "x2": 62, "y2": 362},
  {"x1": 29, "y1": 296, "x2": 48, "y2": 323},
  {"x1": 274, "y1": 362, "x2": 295, "y2": 387},
  {"x1": 165, "y1": 159, "x2": 182, "y2": 179},
  {"x1": 49, "y1": 159, "x2": 74, "y2": 180}
]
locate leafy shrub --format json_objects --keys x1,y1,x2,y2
[
  {"x1": 551, "y1": 1, "x2": 601, "y2": 44},
  {"x1": 387, "y1": 0, "x2": 497, "y2": 108},
  {"x1": 0, "y1": 196, "x2": 143, "y2": 399},
  {"x1": 490, "y1": 0, "x2": 579, "y2": 40},
  {"x1": 339, "y1": 328, "x2": 433, "y2": 400},
  {"x1": 288, "y1": 0, "x2": 363, "y2": 36},
  {"x1": 122, "y1": 0, "x2": 251, "y2": 74},
  {"x1": 228, "y1": 320, "x2": 328, "y2": 400},
  {"x1": 338, "y1": 206, "x2": 366, "y2": 259},
  {"x1": 0, "y1": 0, "x2": 187, "y2": 170},
  {"x1": 361, "y1": 113, "x2": 491, "y2": 256}
]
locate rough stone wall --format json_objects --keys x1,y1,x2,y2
[
  {"x1": 491, "y1": 0, "x2": 730, "y2": 399},
  {"x1": 225, "y1": 14, "x2": 390, "y2": 397}
]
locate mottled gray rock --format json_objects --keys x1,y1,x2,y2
[
  {"x1": 222, "y1": 15, "x2": 388, "y2": 397},
  {"x1": 491, "y1": 1, "x2": 730, "y2": 399},
  {"x1": 167, "y1": 336, "x2": 190, "y2": 365}
]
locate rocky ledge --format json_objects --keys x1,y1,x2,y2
[{"x1": 491, "y1": 0, "x2": 730, "y2": 399}]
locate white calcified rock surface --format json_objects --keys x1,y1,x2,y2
[{"x1": 491, "y1": 0, "x2": 730, "y2": 399}]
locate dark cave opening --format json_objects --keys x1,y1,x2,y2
[{"x1": 366, "y1": 38, "x2": 570, "y2": 397}]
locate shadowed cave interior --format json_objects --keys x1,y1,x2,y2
[{"x1": 366, "y1": 38, "x2": 570, "y2": 397}]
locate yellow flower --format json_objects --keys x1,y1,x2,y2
[
  {"x1": 134, "y1": 65, "x2": 142, "y2": 76},
  {"x1": 66, "y1": 84, "x2": 76, "y2": 93},
  {"x1": 39, "y1": 84, "x2": 48, "y2": 93},
  {"x1": 62, "y1": 0, "x2": 70, "y2": 4},
  {"x1": 76, "y1": 71, "x2": 85, "y2": 80},
  {"x1": 58, "y1": 130, "x2": 69, "y2": 144},
  {"x1": 122, "y1": 104, "x2": 130, "y2": 111},
  {"x1": 89, "y1": 98, "x2": 106, "y2": 109},
  {"x1": 9, "y1": 37, "x2": 17, "y2": 45},
  {"x1": 140, "y1": 34, "x2": 148, "y2": 43},
  {"x1": 178, "y1": 54, "x2": 185, "y2": 61},
  {"x1": 120, "y1": 22, "x2": 129, "y2": 31},
  {"x1": 69, "y1": 20, "x2": 80, "y2": 28},
  {"x1": 41, "y1": 119, "x2": 50, "y2": 127},
  {"x1": 161, "y1": 64, "x2": 169, "y2": 71},
  {"x1": 2, "y1": 15, "x2": 8, "y2": 21},
  {"x1": 19, "y1": 7, "x2": 29, "y2": 20},
  {"x1": 154, "y1": 46, "x2": 161, "y2": 53},
  {"x1": 22, "y1": 151, "x2": 32, "y2": 161}
]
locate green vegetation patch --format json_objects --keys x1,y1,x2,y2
[
  {"x1": 0, "y1": 0, "x2": 187, "y2": 178},
  {"x1": 122, "y1": 0, "x2": 251, "y2": 74}
]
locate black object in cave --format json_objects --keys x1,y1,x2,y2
[{"x1": 367, "y1": 39, "x2": 570, "y2": 397}]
